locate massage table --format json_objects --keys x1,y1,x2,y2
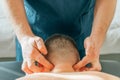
[{"x1": 0, "y1": 60, "x2": 119, "y2": 80}]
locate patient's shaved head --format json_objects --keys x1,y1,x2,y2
[{"x1": 45, "y1": 34, "x2": 80, "y2": 66}]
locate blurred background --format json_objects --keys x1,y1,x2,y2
[{"x1": 0, "y1": 0, "x2": 120, "y2": 62}]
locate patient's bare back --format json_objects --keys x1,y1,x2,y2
[{"x1": 16, "y1": 71, "x2": 120, "y2": 80}]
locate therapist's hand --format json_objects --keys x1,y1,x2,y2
[
  {"x1": 21, "y1": 36, "x2": 54, "y2": 74},
  {"x1": 73, "y1": 37, "x2": 102, "y2": 71}
]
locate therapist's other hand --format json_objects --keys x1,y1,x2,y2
[
  {"x1": 21, "y1": 36, "x2": 54, "y2": 74},
  {"x1": 73, "y1": 37, "x2": 102, "y2": 71}
]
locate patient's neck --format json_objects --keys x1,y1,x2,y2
[{"x1": 51, "y1": 63, "x2": 74, "y2": 73}]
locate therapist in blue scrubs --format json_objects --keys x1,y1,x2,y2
[{"x1": 4, "y1": 0, "x2": 116, "y2": 74}]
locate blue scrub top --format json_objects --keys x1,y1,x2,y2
[{"x1": 16, "y1": 0, "x2": 95, "y2": 61}]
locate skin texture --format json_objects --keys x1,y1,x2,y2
[
  {"x1": 16, "y1": 34, "x2": 120, "y2": 80},
  {"x1": 1, "y1": 0, "x2": 116, "y2": 73}
]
